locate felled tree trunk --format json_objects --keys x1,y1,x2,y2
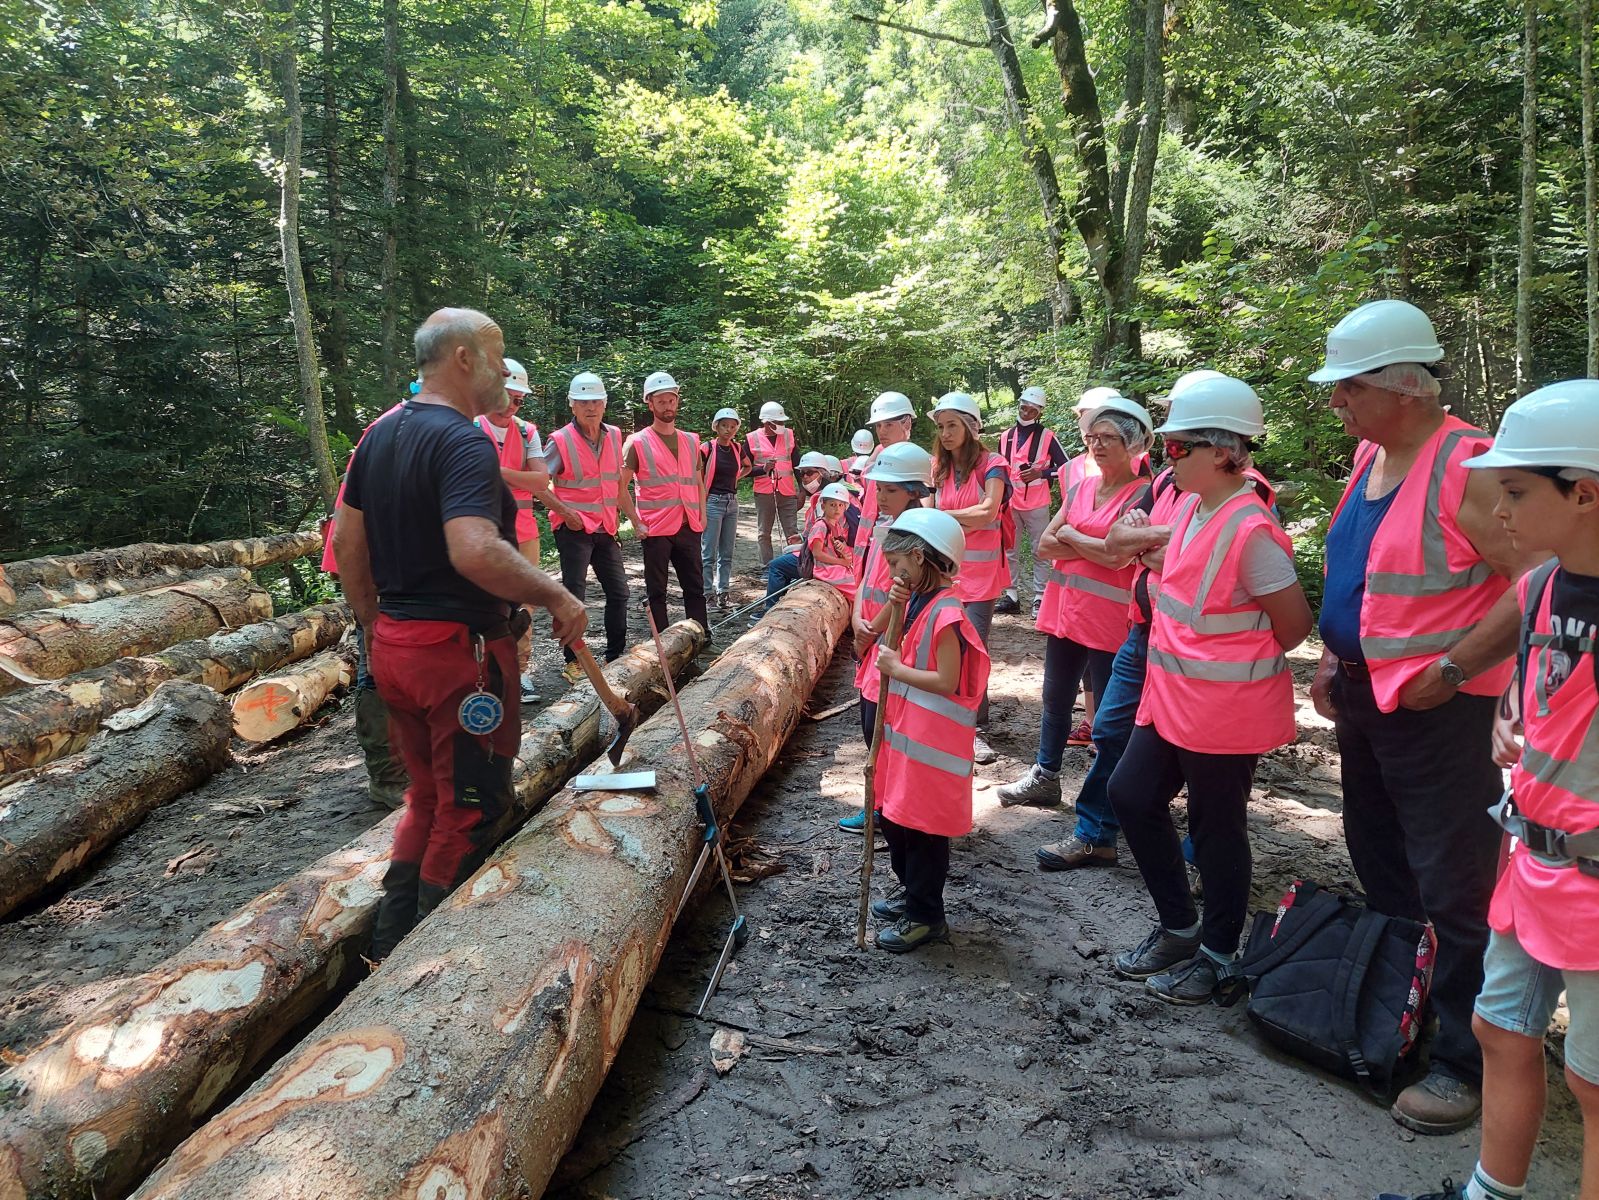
[
  {"x1": 231, "y1": 643, "x2": 356, "y2": 743},
  {"x1": 0, "y1": 682, "x2": 232, "y2": 920},
  {"x1": 0, "y1": 622, "x2": 705, "y2": 1200},
  {"x1": 0, "y1": 567, "x2": 237, "y2": 622},
  {"x1": 0, "y1": 571, "x2": 272, "y2": 697},
  {"x1": 132, "y1": 585, "x2": 847, "y2": 1200},
  {"x1": 0, "y1": 603, "x2": 350, "y2": 776},
  {"x1": 0, "y1": 531, "x2": 321, "y2": 612}
]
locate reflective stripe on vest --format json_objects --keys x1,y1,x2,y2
[
  {"x1": 1364, "y1": 429, "x2": 1495, "y2": 598},
  {"x1": 1146, "y1": 643, "x2": 1287, "y2": 682},
  {"x1": 631, "y1": 427, "x2": 706, "y2": 536},
  {"x1": 551, "y1": 423, "x2": 622, "y2": 535},
  {"x1": 1036, "y1": 474, "x2": 1144, "y2": 649},
  {"x1": 883, "y1": 725, "x2": 974, "y2": 778},
  {"x1": 1002, "y1": 425, "x2": 1057, "y2": 511},
  {"x1": 749, "y1": 427, "x2": 796, "y2": 496},
  {"x1": 1150, "y1": 503, "x2": 1274, "y2": 634},
  {"x1": 938, "y1": 452, "x2": 1008, "y2": 602},
  {"x1": 885, "y1": 593, "x2": 979, "y2": 729}
]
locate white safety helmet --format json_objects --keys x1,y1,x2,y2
[
  {"x1": 1154, "y1": 375, "x2": 1266, "y2": 437},
  {"x1": 1309, "y1": 300, "x2": 1444, "y2": 383},
  {"x1": 888, "y1": 508, "x2": 965, "y2": 568},
  {"x1": 865, "y1": 442, "x2": 934, "y2": 486},
  {"x1": 796, "y1": 451, "x2": 830, "y2": 472},
  {"x1": 868, "y1": 391, "x2": 915, "y2": 424},
  {"x1": 1155, "y1": 368, "x2": 1226, "y2": 408},
  {"x1": 712, "y1": 406, "x2": 741, "y2": 426},
  {"x1": 851, "y1": 428, "x2": 874, "y2": 455},
  {"x1": 1083, "y1": 394, "x2": 1154, "y2": 437},
  {"x1": 929, "y1": 391, "x2": 981, "y2": 421},
  {"x1": 1018, "y1": 386, "x2": 1047, "y2": 409},
  {"x1": 822, "y1": 454, "x2": 844, "y2": 475},
  {"x1": 1463, "y1": 379, "x2": 1599, "y2": 474},
  {"x1": 759, "y1": 401, "x2": 790, "y2": 423},
  {"x1": 643, "y1": 370, "x2": 680, "y2": 398},
  {"x1": 818, "y1": 482, "x2": 853, "y2": 504},
  {"x1": 1073, "y1": 385, "x2": 1124, "y2": 413},
  {"x1": 504, "y1": 357, "x2": 532, "y2": 396},
  {"x1": 568, "y1": 371, "x2": 607, "y2": 402}
]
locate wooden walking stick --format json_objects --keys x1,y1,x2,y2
[{"x1": 857, "y1": 592, "x2": 907, "y2": 949}]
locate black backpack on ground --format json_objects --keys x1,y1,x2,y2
[{"x1": 1226, "y1": 880, "x2": 1436, "y2": 1097}]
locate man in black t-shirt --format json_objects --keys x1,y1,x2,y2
[{"x1": 335, "y1": 307, "x2": 587, "y2": 960}]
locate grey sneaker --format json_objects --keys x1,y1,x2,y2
[
  {"x1": 998, "y1": 764, "x2": 1062, "y2": 808},
  {"x1": 1113, "y1": 923, "x2": 1202, "y2": 980},
  {"x1": 973, "y1": 734, "x2": 998, "y2": 765},
  {"x1": 1146, "y1": 953, "x2": 1227, "y2": 1005}
]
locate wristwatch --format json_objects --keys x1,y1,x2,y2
[{"x1": 1438, "y1": 656, "x2": 1466, "y2": 688}]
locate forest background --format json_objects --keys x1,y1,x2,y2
[{"x1": 2, "y1": 0, "x2": 1595, "y2": 601}]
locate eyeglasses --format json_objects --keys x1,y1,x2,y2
[
  {"x1": 1083, "y1": 432, "x2": 1125, "y2": 448},
  {"x1": 1162, "y1": 437, "x2": 1213, "y2": 460}
]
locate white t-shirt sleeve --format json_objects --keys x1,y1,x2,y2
[
  {"x1": 1238, "y1": 526, "x2": 1300, "y2": 599},
  {"x1": 521, "y1": 423, "x2": 544, "y2": 457}
]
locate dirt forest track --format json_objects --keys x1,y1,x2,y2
[{"x1": 0, "y1": 507, "x2": 1584, "y2": 1198}]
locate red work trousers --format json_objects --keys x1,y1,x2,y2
[{"x1": 369, "y1": 615, "x2": 520, "y2": 890}]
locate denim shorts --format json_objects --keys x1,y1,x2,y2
[{"x1": 1474, "y1": 927, "x2": 1599, "y2": 1084}]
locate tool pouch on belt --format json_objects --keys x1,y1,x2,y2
[
  {"x1": 508, "y1": 607, "x2": 532, "y2": 640},
  {"x1": 1224, "y1": 880, "x2": 1436, "y2": 1098}
]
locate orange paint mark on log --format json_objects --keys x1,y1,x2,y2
[
  {"x1": 148, "y1": 1027, "x2": 404, "y2": 1188},
  {"x1": 398, "y1": 1109, "x2": 507, "y2": 1200}
]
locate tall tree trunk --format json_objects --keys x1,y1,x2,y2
[
  {"x1": 1109, "y1": 0, "x2": 1145, "y2": 232},
  {"x1": 1584, "y1": 0, "x2": 1598, "y2": 376},
  {"x1": 275, "y1": 2, "x2": 337, "y2": 508},
  {"x1": 378, "y1": 0, "x2": 402, "y2": 397},
  {"x1": 399, "y1": 64, "x2": 426, "y2": 320},
  {"x1": 1112, "y1": 0, "x2": 1166, "y2": 337},
  {"x1": 318, "y1": 0, "x2": 357, "y2": 439},
  {"x1": 1515, "y1": 0, "x2": 1539, "y2": 396}
]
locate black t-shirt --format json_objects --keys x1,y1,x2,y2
[
  {"x1": 701, "y1": 440, "x2": 746, "y2": 494},
  {"x1": 344, "y1": 400, "x2": 518, "y2": 629},
  {"x1": 1535, "y1": 567, "x2": 1599, "y2": 696}
]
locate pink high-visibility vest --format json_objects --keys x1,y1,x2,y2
[
  {"x1": 550, "y1": 422, "x2": 623, "y2": 536},
  {"x1": 808, "y1": 515, "x2": 857, "y2": 602},
  {"x1": 1137, "y1": 490, "x2": 1296, "y2": 755},
  {"x1": 1036, "y1": 475, "x2": 1147, "y2": 650},
  {"x1": 874, "y1": 590, "x2": 991, "y2": 837},
  {"x1": 476, "y1": 415, "x2": 541, "y2": 544},
  {"x1": 630, "y1": 427, "x2": 706, "y2": 537},
  {"x1": 1000, "y1": 425, "x2": 1060, "y2": 512},
  {"x1": 936, "y1": 450, "x2": 1011, "y2": 603},
  {"x1": 1492, "y1": 568, "x2": 1599, "y2": 969},
  {"x1": 1329, "y1": 418, "x2": 1512, "y2": 712},
  {"x1": 748, "y1": 426, "x2": 797, "y2": 497},
  {"x1": 854, "y1": 517, "x2": 894, "y2": 705}
]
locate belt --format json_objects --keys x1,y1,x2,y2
[
  {"x1": 1490, "y1": 792, "x2": 1599, "y2": 876},
  {"x1": 1338, "y1": 659, "x2": 1370, "y2": 681}
]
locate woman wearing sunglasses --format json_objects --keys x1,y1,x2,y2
[{"x1": 1106, "y1": 376, "x2": 1313, "y2": 1005}]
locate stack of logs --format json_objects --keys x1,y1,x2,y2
[{"x1": 0, "y1": 526, "x2": 852, "y2": 1200}]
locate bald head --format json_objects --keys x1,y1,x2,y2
[{"x1": 413, "y1": 307, "x2": 507, "y2": 416}]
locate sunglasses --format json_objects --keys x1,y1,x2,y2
[
  {"x1": 1162, "y1": 437, "x2": 1213, "y2": 460},
  {"x1": 1083, "y1": 432, "x2": 1125, "y2": 448}
]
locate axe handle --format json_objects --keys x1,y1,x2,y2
[{"x1": 572, "y1": 642, "x2": 630, "y2": 718}]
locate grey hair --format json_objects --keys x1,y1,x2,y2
[
  {"x1": 415, "y1": 308, "x2": 495, "y2": 370},
  {"x1": 1363, "y1": 362, "x2": 1443, "y2": 400},
  {"x1": 1186, "y1": 427, "x2": 1252, "y2": 472},
  {"x1": 1090, "y1": 411, "x2": 1152, "y2": 455}
]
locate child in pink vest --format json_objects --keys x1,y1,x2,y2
[{"x1": 807, "y1": 483, "x2": 858, "y2": 602}]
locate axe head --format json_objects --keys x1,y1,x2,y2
[{"x1": 606, "y1": 701, "x2": 639, "y2": 766}]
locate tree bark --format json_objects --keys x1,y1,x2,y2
[
  {"x1": 378, "y1": 0, "x2": 402, "y2": 397},
  {"x1": 1112, "y1": 0, "x2": 1166, "y2": 326},
  {"x1": 1109, "y1": 0, "x2": 1145, "y2": 232},
  {"x1": 0, "y1": 571, "x2": 272, "y2": 697},
  {"x1": 0, "y1": 567, "x2": 231, "y2": 623},
  {"x1": 230, "y1": 643, "x2": 355, "y2": 743},
  {"x1": 318, "y1": 0, "x2": 357, "y2": 440},
  {"x1": 274, "y1": 0, "x2": 338, "y2": 508},
  {"x1": 0, "y1": 604, "x2": 351, "y2": 776},
  {"x1": 129, "y1": 585, "x2": 849, "y2": 1200},
  {"x1": 0, "y1": 623, "x2": 705, "y2": 1200},
  {"x1": 1515, "y1": 0, "x2": 1539, "y2": 395},
  {"x1": 0, "y1": 683, "x2": 231, "y2": 921},
  {"x1": 1584, "y1": 0, "x2": 1597, "y2": 376},
  {"x1": 0, "y1": 531, "x2": 321, "y2": 612}
]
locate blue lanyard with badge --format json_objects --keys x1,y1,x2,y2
[{"x1": 458, "y1": 634, "x2": 504, "y2": 736}]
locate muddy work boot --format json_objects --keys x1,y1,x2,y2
[
  {"x1": 876, "y1": 916, "x2": 950, "y2": 953},
  {"x1": 1146, "y1": 952, "x2": 1229, "y2": 1006},
  {"x1": 871, "y1": 890, "x2": 907, "y2": 921},
  {"x1": 1113, "y1": 923, "x2": 1202, "y2": 980},
  {"x1": 1391, "y1": 1071, "x2": 1482, "y2": 1135},
  {"x1": 353, "y1": 685, "x2": 409, "y2": 810},
  {"x1": 998, "y1": 763, "x2": 1062, "y2": 808},
  {"x1": 1036, "y1": 835, "x2": 1117, "y2": 871}
]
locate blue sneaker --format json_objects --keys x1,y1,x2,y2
[{"x1": 838, "y1": 808, "x2": 867, "y2": 833}]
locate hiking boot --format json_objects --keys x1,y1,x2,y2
[
  {"x1": 1036, "y1": 835, "x2": 1117, "y2": 871},
  {"x1": 716, "y1": 592, "x2": 730, "y2": 612},
  {"x1": 1373, "y1": 1181, "x2": 1465, "y2": 1200},
  {"x1": 1146, "y1": 952, "x2": 1227, "y2": 1006},
  {"x1": 1391, "y1": 1072, "x2": 1482, "y2": 1135},
  {"x1": 1113, "y1": 923, "x2": 1202, "y2": 980},
  {"x1": 994, "y1": 594, "x2": 1021, "y2": 615},
  {"x1": 871, "y1": 892, "x2": 907, "y2": 920},
  {"x1": 876, "y1": 916, "x2": 949, "y2": 953},
  {"x1": 973, "y1": 734, "x2": 998, "y2": 765},
  {"x1": 1066, "y1": 719, "x2": 1094, "y2": 747},
  {"x1": 997, "y1": 764, "x2": 1062, "y2": 808}
]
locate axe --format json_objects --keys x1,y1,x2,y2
[{"x1": 570, "y1": 642, "x2": 638, "y2": 766}]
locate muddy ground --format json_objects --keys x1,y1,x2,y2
[{"x1": 0, "y1": 501, "x2": 1584, "y2": 1198}]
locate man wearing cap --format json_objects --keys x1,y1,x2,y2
[
  {"x1": 620, "y1": 371, "x2": 710, "y2": 636},
  {"x1": 543, "y1": 371, "x2": 637, "y2": 668},
  {"x1": 334, "y1": 308, "x2": 588, "y2": 960},
  {"x1": 702, "y1": 406, "x2": 751, "y2": 610},
  {"x1": 747, "y1": 401, "x2": 799, "y2": 565},
  {"x1": 474, "y1": 356, "x2": 549, "y2": 703},
  {"x1": 1309, "y1": 299, "x2": 1533, "y2": 1134},
  {"x1": 996, "y1": 385, "x2": 1069, "y2": 619}
]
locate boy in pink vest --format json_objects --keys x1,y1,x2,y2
[{"x1": 1381, "y1": 379, "x2": 1599, "y2": 1200}]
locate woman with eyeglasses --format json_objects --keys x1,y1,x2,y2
[
  {"x1": 998, "y1": 397, "x2": 1153, "y2": 809},
  {"x1": 1106, "y1": 376, "x2": 1313, "y2": 1006}
]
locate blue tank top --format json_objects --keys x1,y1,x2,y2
[{"x1": 1318, "y1": 457, "x2": 1398, "y2": 663}]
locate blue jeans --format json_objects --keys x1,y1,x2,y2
[
  {"x1": 965, "y1": 598, "x2": 995, "y2": 727},
  {"x1": 702, "y1": 492, "x2": 739, "y2": 595},
  {"x1": 765, "y1": 551, "x2": 800, "y2": 610},
  {"x1": 1072, "y1": 624, "x2": 1148, "y2": 848},
  {"x1": 1038, "y1": 634, "x2": 1117, "y2": 774}
]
